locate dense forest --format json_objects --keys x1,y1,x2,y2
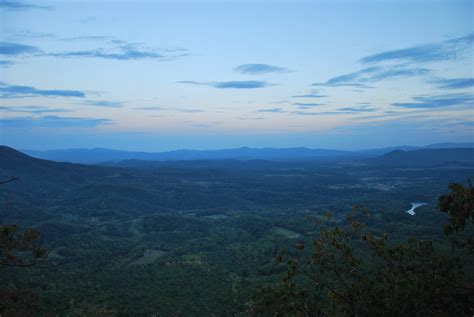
[{"x1": 0, "y1": 146, "x2": 473, "y2": 315}]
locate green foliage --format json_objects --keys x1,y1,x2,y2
[
  {"x1": 0, "y1": 223, "x2": 47, "y2": 316},
  {"x1": 0, "y1": 224, "x2": 47, "y2": 267},
  {"x1": 246, "y1": 210, "x2": 472, "y2": 316},
  {"x1": 0, "y1": 287, "x2": 40, "y2": 316},
  {"x1": 68, "y1": 301, "x2": 116, "y2": 317},
  {"x1": 439, "y1": 180, "x2": 474, "y2": 250},
  {"x1": 246, "y1": 279, "x2": 313, "y2": 317},
  {"x1": 1, "y1": 152, "x2": 474, "y2": 315}
]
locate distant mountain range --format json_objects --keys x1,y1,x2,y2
[
  {"x1": 368, "y1": 148, "x2": 474, "y2": 167},
  {"x1": 0, "y1": 145, "x2": 473, "y2": 181},
  {"x1": 0, "y1": 145, "x2": 112, "y2": 185},
  {"x1": 24, "y1": 147, "x2": 352, "y2": 164},
  {"x1": 0, "y1": 145, "x2": 472, "y2": 225},
  {"x1": 21, "y1": 142, "x2": 474, "y2": 164},
  {"x1": 359, "y1": 142, "x2": 474, "y2": 156}
]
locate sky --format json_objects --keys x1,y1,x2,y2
[{"x1": 0, "y1": 0, "x2": 473, "y2": 151}]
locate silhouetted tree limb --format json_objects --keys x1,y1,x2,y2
[
  {"x1": 439, "y1": 178, "x2": 474, "y2": 251},
  {"x1": 0, "y1": 177, "x2": 49, "y2": 267},
  {"x1": 0, "y1": 176, "x2": 19, "y2": 185},
  {"x1": 0, "y1": 224, "x2": 48, "y2": 267}
]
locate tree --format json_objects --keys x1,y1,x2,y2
[
  {"x1": 0, "y1": 177, "x2": 48, "y2": 268},
  {"x1": 0, "y1": 224, "x2": 47, "y2": 267},
  {"x1": 246, "y1": 199, "x2": 473, "y2": 316},
  {"x1": 0, "y1": 177, "x2": 48, "y2": 316},
  {"x1": 438, "y1": 180, "x2": 474, "y2": 251}
]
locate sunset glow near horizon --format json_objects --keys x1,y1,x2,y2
[{"x1": 0, "y1": 0, "x2": 473, "y2": 151}]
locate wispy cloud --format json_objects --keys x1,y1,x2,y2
[
  {"x1": 239, "y1": 116, "x2": 266, "y2": 120},
  {"x1": 432, "y1": 78, "x2": 474, "y2": 90},
  {"x1": 48, "y1": 49, "x2": 164, "y2": 60},
  {"x1": 177, "y1": 80, "x2": 270, "y2": 89},
  {"x1": 257, "y1": 108, "x2": 285, "y2": 113},
  {"x1": 392, "y1": 93, "x2": 474, "y2": 108},
  {"x1": 175, "y1": 108, "x2": 204, "y2": 113},
  {"x1": 0, "y1": 83, "x2": 86, "y2": 98},
  {"x1": 83, "y1": 100, "x2": 123, "y2": 108},
  {"x1": 292, "y1": 93, "x2": 327, "y2": 98},
  {"x1": 176, "y1": 81, "x2": 207, "y2": 86},
  {"x1": 189, "y1": 123, "x2": 219, "y2": 128},
  {"x1": 136, "y1": 106, "x2": 163, "y2": 110},
  {"x1": 0, "y1": 35, "x2": 187, "y2": 62},
  {"x1": 326, "y1": 66, "x2": 379, "y2": 85},
  {"x1": 270, "y1": 100, "x2": 290, "y2": 104},
  {"x1": 60, "y1": 35, "x2": 116, "y2": 42},
  {"x1": 47, "y1": 41, "x2": 188, "y2": 61},
  {"x1": 136, "y1": 106, "x2": 204, "y2": 113},
  {"x1": 234, "y1": 64, "x2": 290, "y2": 75},
  {"x1": 312, "y1": 82, "x2": 373, "y2": 88},
  {"x1": 0, "y1": 42, "x2": 40, "y2": 55},
  {"x1": 0, "y1": 0, "x2": 53, "y2": 11},
  {"x1": 0, "y1": 105, "x2": 72, "y2": 114},
  {"x1": 214, "y1": 81, "x2": 269, "y2": 89},
  {"x1": 7, "y1": 30, "x2": 56, "y2": 40},
  {"x1": 337, "y1": 107, "x2": 376, "y2": 113},
  {"x1": 59, "y1": 36, "x2": 188, "y2": 54},
  {"x1": 0, "y1": 115, "x2": 112, "y2": 128},
  {"x1": 294, "y1": 102, "x2": 324, "y2": 109},
  {"x1": 361, "y1": 34, "x2": 474, "y2": 64},
  {"x1": 314, "y1": 65, "x2": 429, "y2": 87},
  {"x1": 0, "y1": 60, "x2": 14, "y2": 67},
  {"x1": 291, "y1": 106, "x2": 376, "y2": 116},
  {"x1": 291, "y1": 110, "x2": 342, "y2": 116}
]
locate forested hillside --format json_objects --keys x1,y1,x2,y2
[
  {"x1": 1, "y1": 146, "x2": 473, "y2": 315},
  {"x1": 369, "y1": 148, "x2": 474, "y2": 167}
]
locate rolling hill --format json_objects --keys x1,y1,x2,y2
[
  {"x1": 368, "y1": 148, "x2": 474, "y2": 167},
  {"x1": 23, "y1": 142, "x2": 474, "y2": 164},
  {"x1": 24, "y1": 146, "x2": 354, "y2": 164}
]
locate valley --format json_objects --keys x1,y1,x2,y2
[{"x1": 1, "y1": 146, "x2": 473, "y2": 315}]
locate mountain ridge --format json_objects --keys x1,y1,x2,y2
[
  {"x1": 23, "y1": 146, "x2": 354, "y2": 164},
  {"x1": 369, "y1": 148, "x2": 474, "y2": 167},
  {"x1": 12, "y1": 142, "x2": 474, "y2": 164}
]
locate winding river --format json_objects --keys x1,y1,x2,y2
[{"x1": 405, "y1": 202, "x2": 428, "y2": 216}]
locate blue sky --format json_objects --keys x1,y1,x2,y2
[{"x1": 0, "y1": 0, "x2": 473, "y2": 151}]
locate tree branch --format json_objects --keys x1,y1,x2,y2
[{"x1": 0, "y1": 176, "x2": 19, "y2": 185}]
